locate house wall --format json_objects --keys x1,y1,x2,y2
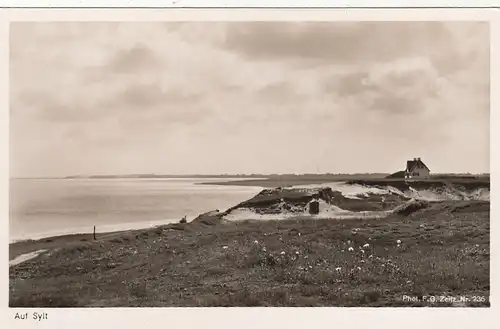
[{"x1": 409, "y1": 167, "x2": 430, "y2": 178}]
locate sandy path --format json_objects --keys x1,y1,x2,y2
[{"x1": 9, "y1": 249, "x2": 47, "y2": 267}]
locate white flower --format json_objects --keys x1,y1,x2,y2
[
  {"x1": 222, "y1": 246, "x2": 228, "y2": 249},
  {"x1": 335, "y1": 267, "x2": 342, "y2": 271},
  {"x1": 363, "y1": 243, "x2": 370, "y2": 248},
  {"x1": 360, "y1": 249, "x2": 365, "y2": 254},
  {"x1": 397, "y1": 240, "x2": 402, "y2": 244},
  {"x1": 295, "y1": 251, "x2": 300, "y2": 255},
  {"x1": 253, "y1": 240, "x2": 259, "y2": 244},
  {"x1": 280, "y1": 251, "x2": 286, "y2": 255},
  {"x1": 357, "y1": 267, "x2": 361, "y2": 270},
  {"x1": 368, "y1": 255, "x2": 373, "y2": 258},
  {"x1": 262, "y1": 247, "x2": 267, "y2": 252},
  {"x1": 348, "y1": 247, "x2": 354, "y2": 251}
]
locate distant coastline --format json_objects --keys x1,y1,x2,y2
[
  {"x1": 13, "y1": 173, "x2": 391, "y2": 180},
  {"x1": 11, "y1": 172, "x2": 489, "y2": 180}
]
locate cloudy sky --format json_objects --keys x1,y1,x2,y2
[{"x1": 10, "y1": 21, "x2": 489, "y2": 177}]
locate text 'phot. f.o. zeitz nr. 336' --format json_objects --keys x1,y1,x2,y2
[{"x1": 8, "y1": 15, "x2": 490, "y2": 309}]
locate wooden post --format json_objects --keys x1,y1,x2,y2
[{"x1": 93, "y1": 226, "x2": 96, "y2": 240}]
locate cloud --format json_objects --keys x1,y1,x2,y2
[
  {"x1": 9, "y1": 21, "x2": 490, "y2": 176},
  {"x1": 106, "y1": 44, "x2": 161, "y2": 74},
  {"x1": 222, "y1": 22, "x2": 453, "y2": 64}
]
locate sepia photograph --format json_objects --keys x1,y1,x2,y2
[{"x1": 8, "y1": 19, "x2": 490, "y2": 308}]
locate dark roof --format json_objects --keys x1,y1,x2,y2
[
  {"x1": 386, "y1": 170, "x2": 406, "y2": 178},
  {"x1": 406, "y1": 159, "x2": 430, "y2": 172}
]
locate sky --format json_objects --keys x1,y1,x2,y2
[{"x1": 10, "y1": 21, "x2": 490, "y2": 177}]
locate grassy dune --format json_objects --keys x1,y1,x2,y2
[{"x1": 9, "y1": 199, "x2": 489, "y2": 307}]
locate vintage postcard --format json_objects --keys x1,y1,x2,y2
[{"x1": 1, "y1": 4, "x2": 497, "y2": 329}]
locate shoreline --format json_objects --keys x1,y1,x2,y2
[
  {"x1": 10, "y1": 177, "x2": 490, "y2": 254},
  {"x1": 9, "y1": 217, "x2": 184, "y2": 245},
  {"x1": 9, "y1": 229, "x2": 133, "y2": 261},
  {"x1": 200, "y1": 176, "x2": 491, "y2": 188}
]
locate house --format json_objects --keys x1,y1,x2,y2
[{"x1": 405, "y1": 157, "x2": 430, "y2": 179}]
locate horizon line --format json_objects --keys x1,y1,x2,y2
[{"x1": 10, "y1": 172, "x2": 491, "y2": 180}]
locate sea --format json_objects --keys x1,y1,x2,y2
[{"x1": 9, "y1": 178, "x2": 262, "y2": 242}]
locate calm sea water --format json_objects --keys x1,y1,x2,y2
[{"x1": 9, "y1": 178, "x2": 262, "y2": 242}]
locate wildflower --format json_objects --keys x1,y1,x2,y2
[
  {"x1": 335, "y1": 267, "x2": 341, "y2": 271},
  {"x1": 295, "y1": 251, "x2": 300, "y2": 255},
  {"x1": 253, "y1": 240, "x2": 259, "y2": 244},
  {"x1": 360, "y1": 260, "x2": 365, "y2": 263},
  {"x1": 347, "y1": 240, "x2": 351, "y2": 244},
  {"x1": 369, "y1": 255, "x2": 373, "y2": 258},
  {"x1": 298, "y1": 233, "x2": 301, "y2": 236},
  {"x1": 309, "y1": 265, "x2": 313, "y2": 269},
  {"x1": 348, "y1": 247, "x2": 354, "y2": 251},
  {"x1": 280, "y1": 251, "x2": 286, "y2": 255},
  {"x1": 397, "y1": 240, "x2": 402, "y2": 244},
  {"x1": 360, "y1": 249, "x2": 365, "y2": 254},
  {"x1": 357, "y1": 267, "x2": 361, "y2": 270},
  {"x1": 262, "y1": 247, "x2": 267, "y2": 252},
  {"x1": 222, "y1": 246, "x2": 228, "y2": 249},
  {"x1": 363, "y1": 243, "x2": 370, "y2": 248}
]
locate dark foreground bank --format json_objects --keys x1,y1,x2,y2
[{"x1": 9, "y1": 198, "x2": 489, "y2": 307}]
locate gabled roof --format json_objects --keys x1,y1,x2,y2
[{"x1": 406, "y1": 159, "x2": 430, "y2": 172}]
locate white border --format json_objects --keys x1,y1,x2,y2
[
  {"x1": 0, "y1": 1, "x2": 499, "y2": 8},
  {"x1": 0, "y1": 6, "x2": 497, "y2": 329}
]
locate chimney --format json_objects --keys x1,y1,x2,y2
[
  {"x1": 417, "y1": 157, "x2": 421, "y2": 161},
  {"x1": 414, "y1": 158, "x2": 417, "y2": 161}
]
